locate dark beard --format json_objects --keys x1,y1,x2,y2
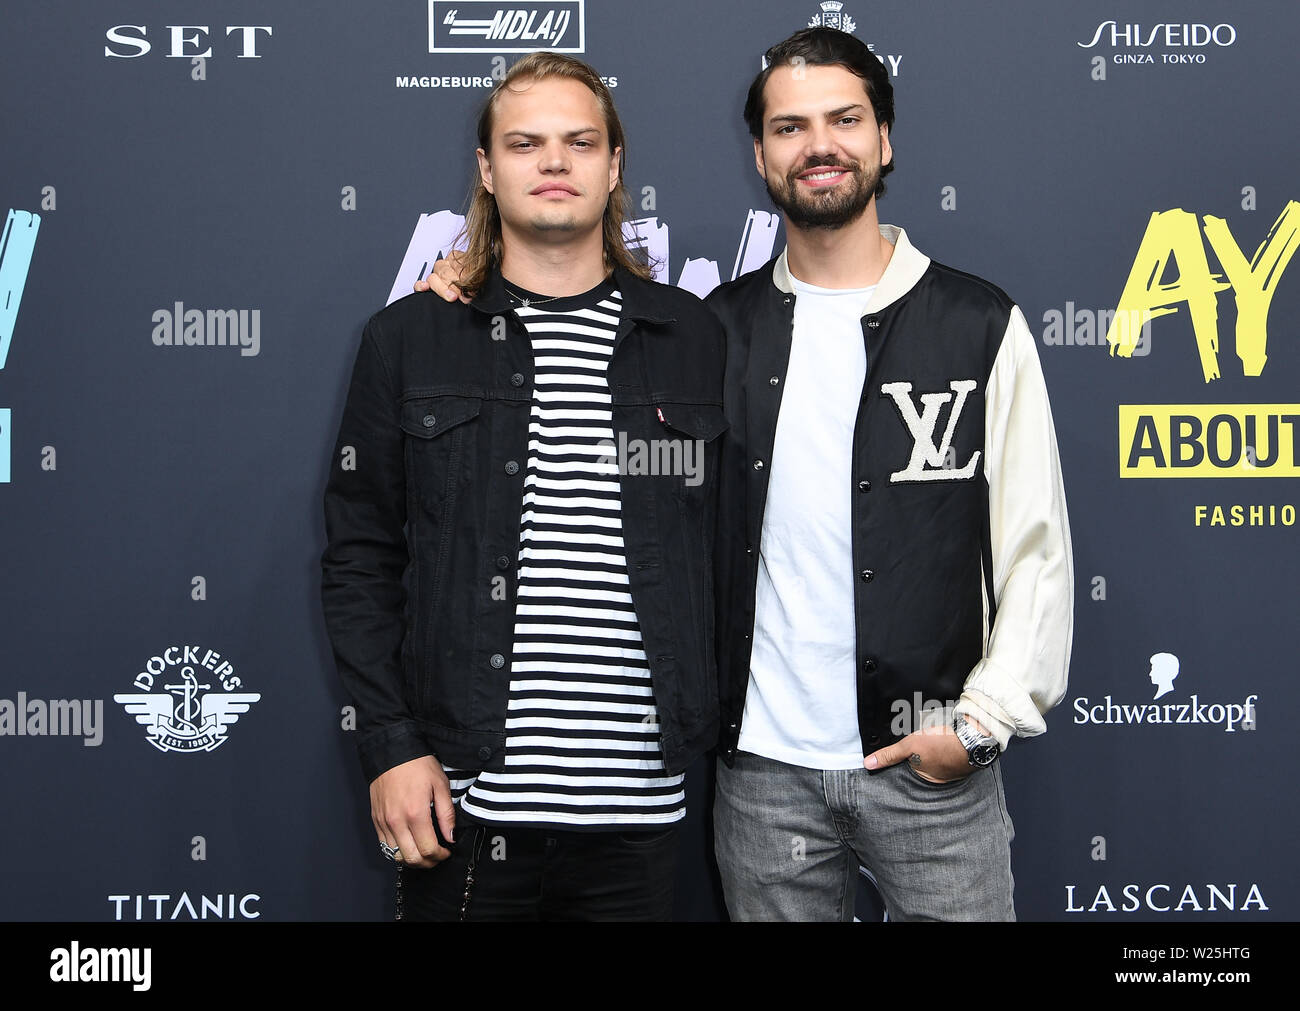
[{"x1": 766, "y1": 155, "x2": 878, "y2": 230}]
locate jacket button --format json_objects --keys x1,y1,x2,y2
[
  {"x1": 422, "y1": 414, "x2": 436, "y2": 428},
  {"x1": 490, "y1": 653, "x2": 505, "y2": 669},
  {"x1": 510, "y1": 373, "x2": 525, "y2": 387},
  {"x1": 860, "y1": 569, "x2": 874, "y2": 583},
  {"x1": 746, "y1": 546, "x2": 754, "y2": 555},
  {"x1": 858, "y1": 479, "x2": 871, "y2": 493},
  {"x1": 495, "y1": 555, "x2": 510, "y2": 570},
  {"x1": 477, "y1": 746, "x2": 492, "y2": 761},
  {"x1": 504, "y1": 460, "x2": 520, "y2": 476},
  {"x1": 728, "y1": 722, "x2": 738, "y2": 731},
  {"x1": 862, "y1": 657, "x2": 877, "y2": 673},
  {"x1": 783, "y1": 296, "x2": 792, "y2": 305},
  {"x1": 753, "y1": 459, "x2": 764, "y2": 471},
  {"x1": 769, "y1": 375, "x2": 780, "y2": 386}
]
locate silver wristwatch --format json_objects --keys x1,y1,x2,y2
[{"x1": 953, "y1": 714, "x2": 999, "y2": 767}]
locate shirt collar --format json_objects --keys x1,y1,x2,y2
[{"x1": 771, "y1": 223, "x2": 931, "y2": 313}]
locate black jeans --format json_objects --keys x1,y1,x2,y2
[{"x1": 398, "y1": 822, "x2": 680, "y2": 922}]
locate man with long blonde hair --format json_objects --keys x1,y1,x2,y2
[{"x1": 322, "y1": 53, "x2": 728, "y2": 920}]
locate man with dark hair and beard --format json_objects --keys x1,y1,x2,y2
[{"x1": 705, "y1": 27, "x2": 1073, "y2": 921}]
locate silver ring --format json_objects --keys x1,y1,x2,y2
[{"x1": 380, "y1": 840, "x2": 401, "y2": 862}]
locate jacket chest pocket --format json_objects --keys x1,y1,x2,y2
[
  {"x1": 399, "y1": 395, "x2": 483, "y2": 513},
  {"x1": 654, "y1": 402, "x2": 729, "y2": 507}
]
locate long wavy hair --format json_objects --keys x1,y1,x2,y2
[{"x1": 456, "y1": 53, "x2": 651, "y2": 294}]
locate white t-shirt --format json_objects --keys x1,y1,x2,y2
[{"x1": 739, "y1": 276, "x2": 876, "y2": 770}]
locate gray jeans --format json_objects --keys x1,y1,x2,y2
[{"x1": 713, "y1": 750, "x2": 1016, "y2": 921}]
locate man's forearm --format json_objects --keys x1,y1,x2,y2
[{"x1": 960, "y1": 305, "x2": 1074, "y2": 749}]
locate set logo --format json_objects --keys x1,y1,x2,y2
[
  {"x1": 800, "y1": 2, "x2": 902, "y2": 77},
  {"x1": 104, "y1": 25, "x2": 273, "y2": 59},
  {"x1": 429, "y1": 1, "x2": 584, "y2": 53},
  {"x1": 882, "y1": 380, "x2": 981, "y2": 482},
  {"x1": 1076, "y1": 19, "x2": 1237, "y2": 66},
  {"x1": 113, "y1": 646, "x2": 260, "y2": 753},
  {"x1": 1072, "y1": 652, "x2": 1258, "y2": 732}
]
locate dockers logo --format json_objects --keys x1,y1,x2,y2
[
  {"x1": 1072, "y1": 652, "x2": 1258, "y2": 733},
  {"x1": 881, "y1": 380, "x2": 981, "y2": 482},
  {"x1": 113, "y1": 646, "x2": 260, "y2": 753},
  {"x1": 430, "y1": 2, "x2": 584, "y2": 53}
]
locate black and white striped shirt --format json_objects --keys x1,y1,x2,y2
[{"x1": 446, "y1": 279, "x2": 686, "y2": 829}]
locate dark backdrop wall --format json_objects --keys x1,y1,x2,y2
[{"x1": 1, "y1": 0, "x2": 1293, "y2": 921}]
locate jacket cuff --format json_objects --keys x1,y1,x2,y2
[
  {"x1": 956, "y1": 685, "x2": 1020, "y2": 752},
  {"x1": 357, "y1": 720, "x2": 432, "y2": 783}
]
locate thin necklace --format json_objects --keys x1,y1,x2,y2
[{"x1": 502, "y1": 283, "x2": 564, "y2": 309}]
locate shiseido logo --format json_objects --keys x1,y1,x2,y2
[
  {"x1": 1077, "y1": 22, "x2": 1237, "y2": 49},
  {"x1": 104, "y1": 25, "x2": 273, "y2": 59}
]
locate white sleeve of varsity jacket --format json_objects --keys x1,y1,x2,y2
[{"x1": 956, "y1": 304, "x2": 1074, "y2": 750}]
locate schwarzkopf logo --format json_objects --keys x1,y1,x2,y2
[
  {"x1": 809, "y1": 1, "x2": 857, "y2": 34},
  {"x1": 429, "y1": 1, "x2": 585, "y2": 54},
  {"x1": 1071, "y1": 651, "x2": 1258, "y2": 733},
  {"x1": 114, "y1": 646, "x2": 260, "y2": 753}
]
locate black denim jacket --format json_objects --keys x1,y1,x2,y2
[{"x1": 321, "y1": 267, "x2": 728, "y2": 781}]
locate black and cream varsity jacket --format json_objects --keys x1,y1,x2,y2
[{"x1": 707, "y1": 224, "x2": 1074, "y2": 762}]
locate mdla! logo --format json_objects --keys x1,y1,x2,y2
[{"x1": 113, "y1": 646, "x2": 260, "y2": 753}]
